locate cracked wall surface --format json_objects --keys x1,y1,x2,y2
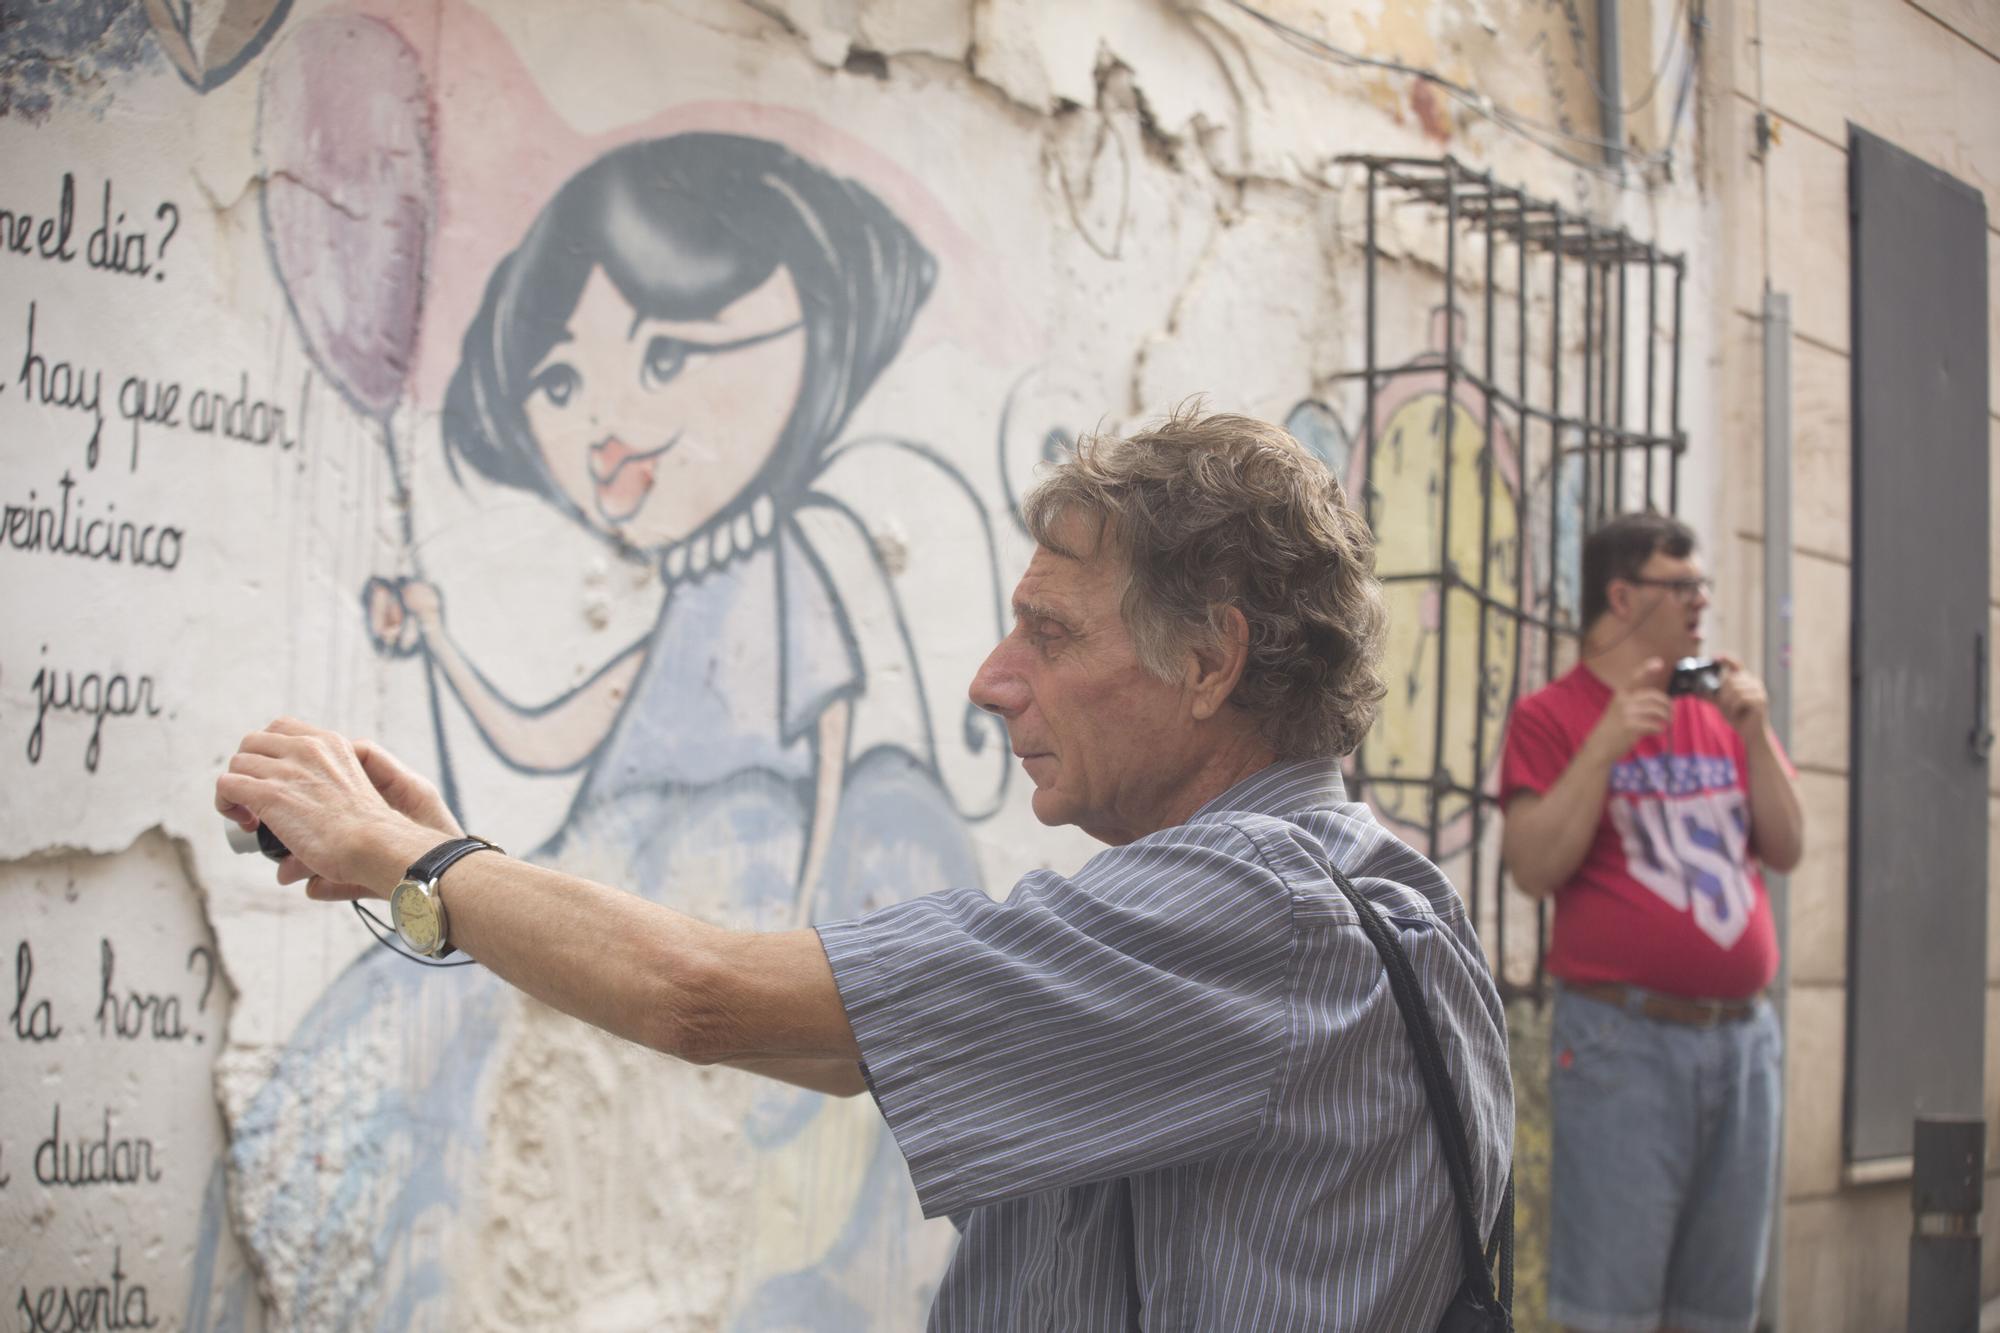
[{"x1": 2, "y1": 0, "x2": 1707, "y2": 1328}]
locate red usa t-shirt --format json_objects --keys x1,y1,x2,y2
[{"x1": 1499, "y1": 664, "x2": 1781, "y2": 999}]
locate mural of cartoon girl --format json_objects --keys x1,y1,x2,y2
[
  {"x1": 394, "y1": 132, "x2": 977, "y2": 909},
  {"x1": 232, "y1": 132, "x2": 1002, "y2": 1330}
]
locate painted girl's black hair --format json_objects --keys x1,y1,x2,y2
[{"x1": 443, "y1": 132, "x2": 936, "y2": 534}]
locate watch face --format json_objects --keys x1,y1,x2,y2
[{"x1": 391, "y1": 880, "x2": 442, "y2": 954}]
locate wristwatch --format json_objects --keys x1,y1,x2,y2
[{"x1": 389, "y1": 836, "x2": 502, "y2": 958}]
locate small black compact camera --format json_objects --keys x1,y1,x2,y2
[{"x1": 1667, "y1": 656, "x2": 1724, "y2": 698}]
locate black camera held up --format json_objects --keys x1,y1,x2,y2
[{"x1": 1667, "y1": 656, "x2": 1724, "y2": 698}]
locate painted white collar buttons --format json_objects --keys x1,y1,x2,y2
[{"x1": 659, "y1": 493, "x2": 776, "y2": 588}]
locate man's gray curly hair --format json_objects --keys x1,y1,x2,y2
[{"x1": 1022, "y1": 404, "x2": 1388, "y2": 758}]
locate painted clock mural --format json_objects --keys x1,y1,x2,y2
[{"x1": 1348, "y1": 307, "x2": 1528, "y2": 860}]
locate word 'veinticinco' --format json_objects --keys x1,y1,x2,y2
[
  {"x1": 2, "y1": 471, "x2": 185, "y2": 571},
  {"x1": 25, "y1": 645, "x2": 164, "y2": 773}
]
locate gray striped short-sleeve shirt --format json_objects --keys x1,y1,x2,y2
[{"x1": 817, "y1": 758, "x2": 1514, "y2": 1331}]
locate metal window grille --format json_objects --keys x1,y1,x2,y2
[{"x1": 1329, "y1": 156, "x2": 1689, "y2": 1003}]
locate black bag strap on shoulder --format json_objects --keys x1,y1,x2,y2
[{"x1": 1326, "y1": 865, "x2": 1514, "y2": 1332}]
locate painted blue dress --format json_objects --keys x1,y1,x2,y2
[{"x1": 228, "y1": 518, "x2": 979, "y2": 1331}]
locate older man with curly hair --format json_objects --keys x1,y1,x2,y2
[{"x1": 218, "y1": 407, "x2": 1513, "y2": 1331}]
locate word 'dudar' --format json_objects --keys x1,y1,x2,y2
[{"x1": 34, "y1": 1104, "x2": 163, "y2": 1187}]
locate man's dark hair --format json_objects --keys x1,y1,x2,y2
[{"x1": 1580, "y1": 511, "x2": 1697, "y2": 627}]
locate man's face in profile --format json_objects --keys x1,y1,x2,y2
[
  {"x1": 1625, "y1": 548, "x2": 1711, "y2": 663},
  {"x1": 968, "y1": 511, "x2": 1197, "y2": 846}
]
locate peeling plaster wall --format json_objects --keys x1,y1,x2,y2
[
  {"x1": 1, "y1": 1, "x2": 1709, "y2": 1328},
  {"x1": 1, "y1": 833, "x2": 254, "y2": 1330}
]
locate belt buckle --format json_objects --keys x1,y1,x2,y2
[{"x1": 1641, "y1": 994, "x2": 1722, "y2": 1027}]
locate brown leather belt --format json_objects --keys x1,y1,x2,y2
[{"x1": 1567, "y1": 982, "x2": 1762, "y2": 1028}]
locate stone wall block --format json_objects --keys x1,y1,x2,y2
[
  {"x1": 1790, "y1": 551, "x2": 1853, "y2": 772},
  {"x1": 1788, "y1": 770, "x2": 1850, "y2": 986}
]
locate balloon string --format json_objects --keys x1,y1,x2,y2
[
  {"x1": 380, "y1": 414, "x2": 466, "y2": 826},
  {"x1": 425, "y1": 653, "x2": 463, "y2": 822}
]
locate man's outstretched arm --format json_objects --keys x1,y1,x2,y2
[{"x1": 216, "y1": 718, "x2": 864, "y2": 1085}]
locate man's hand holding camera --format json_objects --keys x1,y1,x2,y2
[
  {"x1": 1710, "y1": 653, "x2": 1771, "y2": 739},
  {"x1": 217, "y1": 718, "x2": 463, "y2": 901},
  {"x1": 1585, "y1": 658, "x2": 1674, "y2": 761}
]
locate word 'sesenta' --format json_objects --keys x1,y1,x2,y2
[{"x1": 15, "y1": 1244, "x2": 160, "y2": 1333}]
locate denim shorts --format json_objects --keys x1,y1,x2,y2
[{"x1": 1547, "y1": 984, "x2": 1783, "y2": 1333}]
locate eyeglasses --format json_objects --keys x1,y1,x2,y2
[{"x1": 1625, "y1": 576, "x2": 1713, "y2": 602}]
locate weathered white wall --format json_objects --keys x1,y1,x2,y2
[{"x1": 1, "y1": 1, "x2": 1709, "y2": 1328}]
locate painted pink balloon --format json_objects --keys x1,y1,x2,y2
[{"x1": 257, "y1": 15, "x2": 433, "y2": 420}]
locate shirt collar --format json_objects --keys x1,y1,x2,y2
[
  {"x1": 1190, "y1": 755, "x2": 1348, "y2": 822},
  {"x1": 1566, "y1": 660, "x2": 1613, "y2": 703}
]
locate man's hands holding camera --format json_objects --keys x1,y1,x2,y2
[
  {"x1": 1585, "y1": 653, "x2": 1770, "y2": 762},
  {"x1": 216, "y1": 718, "x2": 463, "y2": 901}
]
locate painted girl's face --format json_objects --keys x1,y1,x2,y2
[{"x1": 523, "y1": 265, "x2": 807, "y2": 549}]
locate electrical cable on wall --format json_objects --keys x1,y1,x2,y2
[
  {"x1": 1219, "y1": 0, "x2": 1704, "y2": 186},
  {"x1": 1574, "y1": 0, "x2": 1692, "y2": 117}
]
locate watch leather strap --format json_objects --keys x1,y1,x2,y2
[
  {"x1": 408, "y1": 835, "x2": 501, "y2": 886},
  {"x1": 404, "y1": 836, "x2": 502, "y2": 958}
]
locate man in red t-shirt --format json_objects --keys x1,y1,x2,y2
[{"x1": 1500, "y1": 512, "x2": 1804, "y2": 1333}]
